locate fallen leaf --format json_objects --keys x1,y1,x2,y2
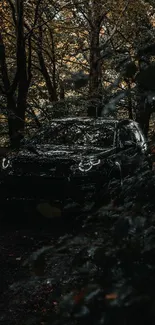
[{"x1": 105, "y1": 293, "x2": 118, "y2": 300}]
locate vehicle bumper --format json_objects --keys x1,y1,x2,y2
[{"x1": 0, "y1": 175, "x2": 104, "y2": 213}]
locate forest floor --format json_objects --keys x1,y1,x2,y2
[{"x1": 1, "y1": 164, "x2": 155, "y2": 325}]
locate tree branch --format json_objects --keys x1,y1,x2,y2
[
  {"x1": 99, "y1": 0, "x2": 130, "y2": 51},
  {"x1": 7, "y1": 0, "x2": 17, "y2": 26},
  {"x1": 26, "y1": 105, "x2": 41, "y2": 128}
]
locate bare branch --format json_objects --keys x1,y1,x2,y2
[
  {"x1": 7, "y1": 0, "x2": 17, "y2": 26},
  {"x1": 99, "y1": 0, "x2": 130, "y2": 51},
  {"x1": 26, "y1": 105, "x2": 41, "y2": 128},
  {"x1": 24, "y1": 0, "x2": 43, "y2": 39},
  {"x1": 71, "y1": 3, "x2": 93, "y2": 28}
]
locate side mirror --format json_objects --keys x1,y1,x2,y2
[{"x1": 122, "y1": 140, "x2": 137, "y2": 148}]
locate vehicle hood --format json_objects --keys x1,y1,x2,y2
[{"x1": 22, "y1": 144, "x2": 115, "y2": 158}]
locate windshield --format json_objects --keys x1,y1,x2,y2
[
  {"x1": 119, "y1": 123, "x2": 143, "y2": 144},
  {"x1": 27, "y1": 120, "x2": 115, "y2": 148}
]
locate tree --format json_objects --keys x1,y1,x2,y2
[{"x1": 0, "y1": 0, "x2": 42, "y2": 147}]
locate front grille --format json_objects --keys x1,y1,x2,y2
[
  {"x1": 0, "y1": 156, "x2": 107, "y2": 203},
  {"x1": 11, "y1": 158, "x2": 76, "y2": 177}
]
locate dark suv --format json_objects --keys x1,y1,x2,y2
[{"x1": 0, "y1": 117, "x2": 150, "y2": 213}]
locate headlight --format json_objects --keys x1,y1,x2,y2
[
  {"x1": 79, "y1": 159, "x2": 92, "y2": 172},
  {"x1": 2, "y1": 158, "x2": 11, "y2": 170},
  {"x1": 79, "y1": 157, "x2": 101, "y2": 172},
  {"x1": 90, "y1": 157, "x2": 101, "y2": 166}
]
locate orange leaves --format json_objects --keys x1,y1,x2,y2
[{"x1": 105, "y1": 292, "x2": 118, "y2": 300}]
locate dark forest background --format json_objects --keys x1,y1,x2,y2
[{"x1": 1, "y1": 0, "x2": 155, "y2": 147}]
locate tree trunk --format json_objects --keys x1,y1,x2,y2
[
  {"x1": 88, "y1": 27, "x2": 102, "y2": 116},
  {"x1": 127, "y1": 80, "x2": 133, "y2": 119},
  {"x1": 0, "y1": 1, "x2": 30, "y2": 148},
  {"x1": 89, "y1": 28, "x2": 102, "y2": 95},
  {"x1": 136, "y1": 91, "x2": 151, "y2": 138},
  {"x1": 87, "y1": 0, "x2": 103, "y2": 117},
  {"x1": 38, "y1": 51, "x2": 58, "y2": 101},
  {"x1": 0, "y1": 33, "x2": 19, "y2": 147},
  {"x1": 59, "y1": 80, "x2": 65, "y2": 100},
  {"x1": 10, "y1": 0, "x2": 28, "y2": 148},
  {"x1": 38, "y1": 26, "x2": 57, "y2": 102},
  {"x1": 7, "y1": 96, "x2": 18, "y2": 144}
]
